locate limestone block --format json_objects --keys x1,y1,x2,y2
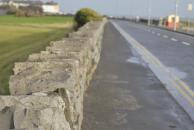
[
  {"x1": 0, "y1": 95, "x2": 71, "y2": 130},
  {"x1": 10, "y1": 61, "x2": 78, "y2": 95}
]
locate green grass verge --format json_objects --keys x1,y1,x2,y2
[
  {"x1": 0, "y1": 15, "x2": 74, "y2": 24},
  {"x1": 0, "y1": 15, "x2": 74, "y2": 95}
]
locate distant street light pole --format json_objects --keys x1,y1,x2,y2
[
  {"x1": 148, "y1": 0, "x2": 151, "y2": 26},
  {"x1": 187, "y1": 3, "x2": 193, "y2": 31},
  {"x1": 174, "y1": 0, "x2": 179, "y2": 31}
]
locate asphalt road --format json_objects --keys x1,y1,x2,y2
[
  {"x1": 112, "y1": 20, "x2": 194, "y2": 121},
  {"x1": 82, "y1": 23, "x2": 194, "y2": 130},
  {"x1": 115, "y1": 20, "x2": 194, "y2": 90}
]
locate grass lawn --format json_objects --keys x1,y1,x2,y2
[{"x1": 0, "y1": 15, "x2": 74, "y2": 95}]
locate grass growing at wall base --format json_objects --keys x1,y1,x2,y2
[{"x1": 0, "y1": 15, "x2": 74, "y2": 95}]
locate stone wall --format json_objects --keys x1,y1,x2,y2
[{"x1": 0, "y1": 19, "x2": 107, "y2": 130}]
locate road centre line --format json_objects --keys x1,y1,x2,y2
[
  {"x1": 149, "y1": 31, "x2": 191, "y2": 46},
  {"x1": 182, "y1": 42, "x2": 191, "y2": 46},
  {"x1": 171, "y1": 38, "x2": 178, "y2": 42},
  {"x1": 145, "y1": 28, "x2": 192, "y2": 47},
  {"x1": 147, "y1": 29, "x2": 192, "y2": 47}
]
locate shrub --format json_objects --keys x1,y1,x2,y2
[{"x1": 74, "y1": 8, "x2": 103, "y2": 27}]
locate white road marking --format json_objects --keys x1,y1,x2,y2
[
  {"x1": 157, "y1": 33, "x2": 161, "y2": 36},
  {"x1": 152, "y1": 31, "x2": 155, "y2": 34},
  {"x1": 171, "y1": 38, "x2": 178, "y2": 42},
  {"x1": 182, "y1": 42, "x2": 191, "y2": 46},
  {"x1": 163, "y1": 35, "x2": 168, "y2": 38}
]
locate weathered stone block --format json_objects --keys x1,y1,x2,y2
[
  {"x1": 10, "y1": 61, "x2": 78, "y2": 95},
  {"x1": 0, "y1": 94, "x2": 71, "y2": 130}
]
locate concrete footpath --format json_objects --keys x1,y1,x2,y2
[{"x1": 81, "y1": 23, "x2": 194, "y2": 130}]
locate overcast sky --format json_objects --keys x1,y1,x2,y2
[{"x1": 52, "y1": 0, "x2": 194, "y2": 19}]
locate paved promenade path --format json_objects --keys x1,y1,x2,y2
[{"x1": 81, "y1": 23, "x2": 194, "y2": 130}]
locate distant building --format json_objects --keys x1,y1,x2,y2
[
  {"x1": 42, "y1": 2, "x2": 60, "y2": 14},
  {"x1": 0, "y1": 0, "x2": 37, "y2": 7},
  {"x1": 0, "y1": 0, "x2": 60, "y2": 14}
]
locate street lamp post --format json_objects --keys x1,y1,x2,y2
[
  {"x1": 187, "y1": 3, "x2": 193, "y2": 31},
  {"x1": 174, "y1": 0, "x2": 179, "y2": 31}
]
